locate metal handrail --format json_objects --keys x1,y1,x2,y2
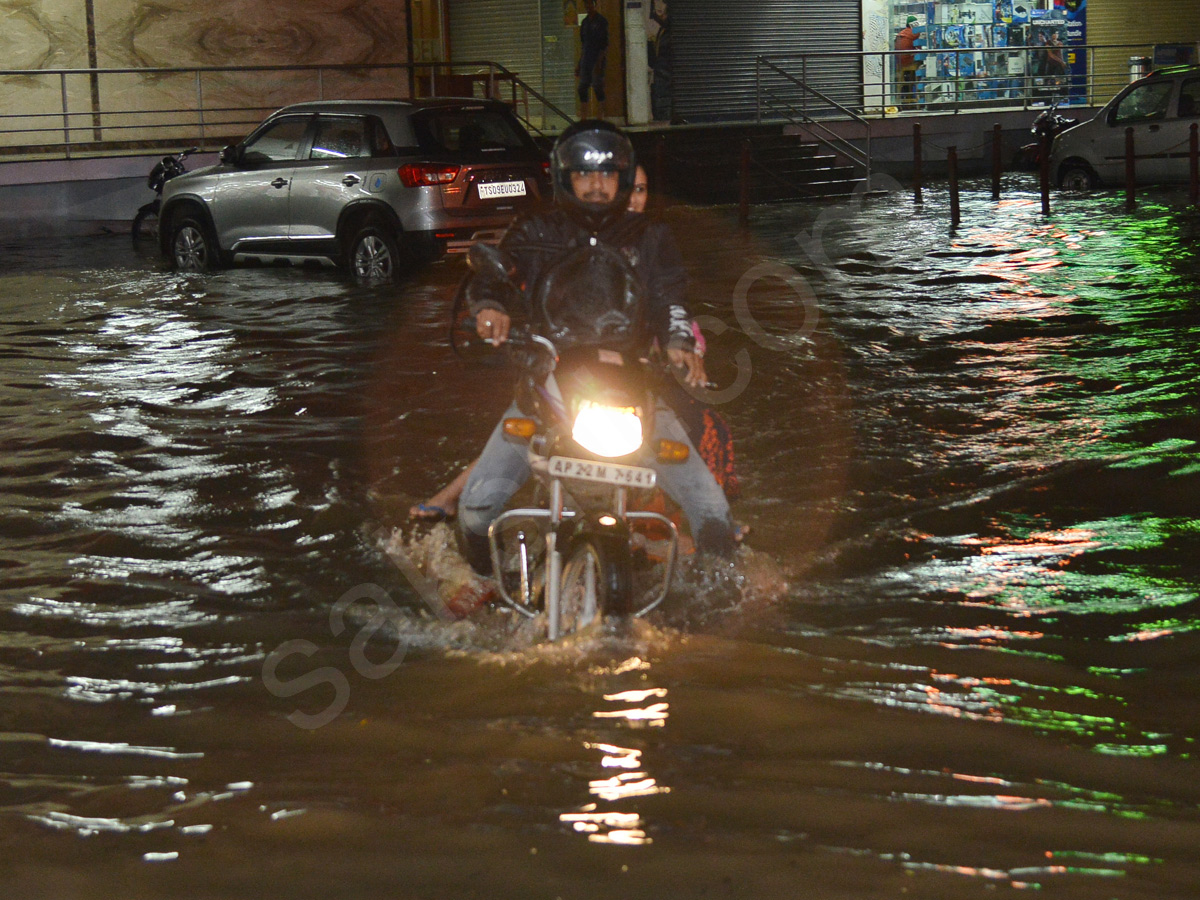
[
  {"x1": 755, "y1": 42, "x2": 1165, "y2": 121},
  {"x1": 0, "y1": 60, "x2": 575, "y2": 160},
  {"x1": 755, "y1": 56, "x2": 873, "y2": 180},
  {"x1": 482, "y1": 61, "x2": 577, "y2": 139},
  {"x1": 746, "y1": 41, "x2": 1169, "y2": 183}
]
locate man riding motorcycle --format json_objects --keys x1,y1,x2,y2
[{"x1": 458, "y1": 119, "x2": 737, "y2": 574}]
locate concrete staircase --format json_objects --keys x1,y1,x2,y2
[{"x1": 628, "y1": 123, "x2": 867, "y2": 206}]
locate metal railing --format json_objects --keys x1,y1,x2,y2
[
  {"x1": 755, "y1": 43, "x2": 1165, "y2": 123},
  {"x1": 755, "y1": 56, "x2": 872, "y2": 180},
  {"x1": 0, "y1": 61, "x2": 575, "y2": 159},
  {"x1": 0, "y1": 44, "x2": 1174, "y2": 163}
]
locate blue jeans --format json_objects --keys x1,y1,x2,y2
[{"x1": 459, "y1": 400, "x2": 735, "y2": 573}]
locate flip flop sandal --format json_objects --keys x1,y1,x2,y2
[{"x1": 410, "y1": 503, "x2": 451, "y2": 522}]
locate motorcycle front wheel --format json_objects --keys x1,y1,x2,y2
[{"x1": 556, "y1": 537, "x2": 631, "y2": 636}]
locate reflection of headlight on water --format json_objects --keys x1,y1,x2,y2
[
  {"x1": 559, "y1": 805, "x2": 651, "y2": 844},
  {"x1": 572, "y1": 401, "x2": 642, "y2": 457}
]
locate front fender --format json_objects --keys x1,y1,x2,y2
[
  {"x1": 158, "y1": 195, "x2": 219, "y2": 257},
  {"x1": 556, "y1": 511, "x2": 632, "y2": 550},
  {"x1": 557, "y1": 513, "x2": 634, "y2": 616}
]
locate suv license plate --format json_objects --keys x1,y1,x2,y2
[
  {"x1": 548, "y1": 456, "x2": 656, "y2": 488},
  {"x1": 477, "y1": 180, "x2": 527, "y2": 200}
]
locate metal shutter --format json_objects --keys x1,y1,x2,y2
[
  {"x1": 1088, "y1": 0, "x2": 1200, "y2": 102},
  {"x1": 1088, "y1": 0, "x2": 1200, "y2": 43},
  {"x1": 538, "y1": 3, "x2": 578, "y2": 117},
  {"x1": 671, "y1": 0, "x2": 862, "y2": 123},
  {"x1": 448, "y1": 1, "x2": 577, "y2": 123},
  {"x1": 449, "y1": 1, "x2": 542, "y2": 90}
]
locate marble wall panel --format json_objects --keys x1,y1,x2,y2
[
  {"x1": 1, "y1": 0, "x2": 91, "y2": 142},
  {"x1": 0, "y1": 0, "x2": 89, "y2": 69},
  {"x1": 2, "y1": 0, "x2": 412, "y2": 149},
  {"x1": 98, "y1": 0, "x2": 410, "y2": 69}
]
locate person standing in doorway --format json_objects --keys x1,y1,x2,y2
[
  {"x1": 648, "y1": 0, "x2": 674, "y2": 122},
  {"x1": 895, "y1": 16, "x2": 920, "y2": 108},
  {"x1": 575, "y1": 0, "x2": 609, "y2": 118}
]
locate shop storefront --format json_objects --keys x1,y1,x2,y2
[
  {"x1": 429, "y1": 0, "x2": 1197, "y2": 128},
  {"x1": 862, "y1": 0, "x2": 1088, "y2": 109},
  {"x1": 437, "y1": 1, "x2": 862, "y2": 126}
]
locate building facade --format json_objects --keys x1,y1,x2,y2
[{"x1": 0, "y1": 0, "x2": 1197, "y2": 150}]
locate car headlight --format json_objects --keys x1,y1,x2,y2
[{"x1": 572, "y1": 401, "x2": 643, "y2": 458}]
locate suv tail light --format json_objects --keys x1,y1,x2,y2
[{"x1": 399, "y1": 163, "x2": 461, "y2": 187}]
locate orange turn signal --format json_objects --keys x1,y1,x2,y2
[
  {"x1": 503, "y1": 417, "x2": 538, "y2": 440},
  {"x1": 656, "y1": 439, "x2": 690, "y2": 463}
]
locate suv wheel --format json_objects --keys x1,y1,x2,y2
[
  {"x1": 1059, "y1": 164, "x2": 1098, "y2": 192},
  {"x1": 347, "y1": 222, "x2": 401, "y2": 284},
  {"x1": 169, "y1": 212, "x2": 220, "y2": 272}
]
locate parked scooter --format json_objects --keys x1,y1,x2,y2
[
  {"x1": 457, "y1": 243, "x2": 686, "y2": 640},
  {"x1": 1013, "y1": 102, "x2": 1077, "y2": 171},
  {"x1": 131, "y1": 147, "x2": 198, "y2": 248}
]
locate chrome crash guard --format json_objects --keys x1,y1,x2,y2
[{"x1": 486, "y1": 482, "x2": 679, "y2": 637}]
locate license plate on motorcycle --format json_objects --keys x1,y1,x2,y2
[
  {"x1": 476, "y1": 180, "x2": 527, "y2": 200},
  {"x1": 548, "y1": 456, "x2": 656, "y2": 488}
]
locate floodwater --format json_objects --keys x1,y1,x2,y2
[{"x1": 3, "y1": 179, "x2": 1200, "y2": 899}]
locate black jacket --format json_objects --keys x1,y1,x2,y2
[{"x1": 467, "y1": 206, "x2": 696, "y2": 353}]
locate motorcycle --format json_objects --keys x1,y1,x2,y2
[
  {"x1": 131, "y1": 147, "x2": 198, "y2": 248},
  {"x1": 1013, "y1": 102, "x2": 1076, "y2": 171},
  {"x1": 456, "y1": 242, "x2": 688, "y2": 640}
]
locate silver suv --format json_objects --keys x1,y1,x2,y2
[{"x1": 159, "y1": 99, "x2": 550, "y2": 281}]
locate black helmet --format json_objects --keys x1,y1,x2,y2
[{"x1": 551, "y1": 119, "x2": 636, "y2": 231}]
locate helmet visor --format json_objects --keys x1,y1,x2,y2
[{"x1": 553, "y1": 129, "x2": 633, "y2": 174}]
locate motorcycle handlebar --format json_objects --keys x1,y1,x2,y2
[
  {"x1": 457, "y1": 315, "x2": 715, "y2": 388},
  {"x1": 459, "y1": 315, "x2": 554, "y2": 356}
]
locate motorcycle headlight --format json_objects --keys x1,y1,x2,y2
[{"x1": 572, "y1": 400, "x2": 643, "y2": 458}]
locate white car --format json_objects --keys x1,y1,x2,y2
[{"x1": 1050, "y1": 65, "x2": 1200, "y2": 190}]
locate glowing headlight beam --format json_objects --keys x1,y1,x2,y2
[{"x1": 572, "y1": 402, "x2": 643, "y2": 458}]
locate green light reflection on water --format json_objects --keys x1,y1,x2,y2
[
  {"x1": 1094, "y1": 742, "x2": 1169, "y2": 758},
  {"x1": 1110, "y1": 439, "x2": 1198, "y2": 469},
  {"x1": 840, "y1": 672, "x2": 1127, "y2": 740},
  {"x1": 904, "y1": 513, "x2": 1200, "y2": 622},
  {"x1": 1048, "y1": 849, "x2": 1158, "y2": 866},
  {"x1": 994, "y1": 702, "x2": 1120, "y2": 739},
  {"x1": 952, "y1": 202, "x2": 1200, "y2": 475},
  {"x1": 814, "y1": 194, "x2": 1200, "y2": 766}
]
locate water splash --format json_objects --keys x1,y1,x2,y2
[{"x1": 374, "y1": 522, "x2": 789, "y2": 656}]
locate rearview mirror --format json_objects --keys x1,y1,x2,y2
[
  {"x1": 467, "y1": 242, "x2": 516, "y2": 281},
  {"x1": 219, "y1": 144, "x2": 243, "y2": 166}
]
